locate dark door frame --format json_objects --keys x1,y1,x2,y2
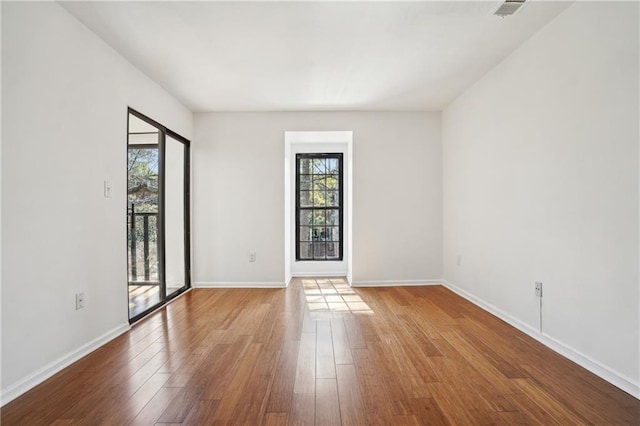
[{"x1": 127, "y1": 107, "x2": 191, "y2": 323}]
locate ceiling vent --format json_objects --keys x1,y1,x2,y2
[{"x1": 494, "y1": 0, "x2": 526, "y2": 17}]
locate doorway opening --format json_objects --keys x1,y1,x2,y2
[{"x1": 127, "y1": 108, "x2": 191, "y2": 322}]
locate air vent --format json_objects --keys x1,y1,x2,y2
[{"x1": 494, "y1": 0, "x2": 526, "y2": 17}]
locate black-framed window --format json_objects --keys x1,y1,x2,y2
[{"x1": 296, "y1": 153, "x2": 343, "y2": 261}]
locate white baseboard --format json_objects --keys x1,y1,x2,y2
[
  {"x1": 194, "y1": 281, "x2": 286, "y2": 288},
  {"x1": 352, "y1": 279, "x2": 441, "y2": 287},
  {"x1": 1, "y1": 322, "x2": 130, "y2": 406},
  {"x1": 442, "y1": 280, "x2": 640, "y2": 399},
  {"x1": 290, "y1": 272, "x2": 347, "y2": 278}
]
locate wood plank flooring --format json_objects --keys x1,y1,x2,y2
[
  {"x1": 2, "y1": 278, "x2": 638, "y2": 425},
  {"x1": 129, "y1": 285, "x2": 183, "y2": 319}
]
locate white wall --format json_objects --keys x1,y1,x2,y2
[
  {"x1": 1, "y1": 2, "x2": 193, "y2": 403},
  {"x1": 443, "y1": 1, "x2": 639, "y2": 396},
  {"x1": 193, "y1": 112, "x2": 442, "y2": 287}
]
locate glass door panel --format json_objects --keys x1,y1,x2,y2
[
  {"x1": 127, "y1": 114, "x2": 161, "y2": 319},
  {"x1": 127, "y1": 109, "x2": 190, "y2": 322},
  {"x1": 164, "y1": 135, "x2": 187, "y2": 299}
]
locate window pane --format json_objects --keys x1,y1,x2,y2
[
  {"x1": 326, "y1": 210, "x2": 339, "y2": 226},
  {"x1": 313, "y1": 210, "x2": 325, "y2": 225},
  {"x1": 327, "y1": 226, "x2": 340, "y2": 241},
  {"x1": 299, "y1": 158, "x2": 312, "y2": 174},
  {"x1": 313, "y1": 175, "x2": 327, "y2": 191},
  {"x1": 325, "y1": 176, "x2": 338, "y2": 190},
  {"x1": 327, "y1": 158, "x2": 339, "y2": 174},
  {"x1": 299, "y1": 175, "x2": 312, "y2": 190},
  {"x1": 314, "y1": 243, "x2": 326, "y2": 259},
  {"x1": 313, "y1": 191, "x2": 326, "y2": 207},
  {"x1": 300, "y1": 210, "x2": 313, "y2": 226},
  {"x1": 326, "y1": 191, "x2": 339, "y2": 207},
  {"x1": 299, "y1": 242, "x2": 313, "y2": 259},
  {"x1": 312, "y1": 158, "x2": 326, "y2": 174},
  {"x1": 299, "y1": 190, "x2": 312, "y2": 207},
  {"x1": 327, "y1": 243, "x2": 340, "y2": 259},
  {"x1": 312, "y1": 227, "x2": 326, "y2": 242},
  {"x1": 299, "y1": 226, "x2": 312, "y2": 241}
]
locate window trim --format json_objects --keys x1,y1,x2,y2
[{"x1": 295, "y1": 152, "x2": 344, "y2": 261}]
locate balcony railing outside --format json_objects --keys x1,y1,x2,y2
[{"x1": 127, "y1": 204, "x2": 159, "y2": 285}]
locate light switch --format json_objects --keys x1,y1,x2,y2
[{"x1": 104, "y1": 180, "x2": 112, "y2": 198}]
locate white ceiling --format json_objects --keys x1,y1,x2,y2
[{"x1": 60, "y1": 1, "x2": 571, "y2": 112}]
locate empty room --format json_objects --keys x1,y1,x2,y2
[{"x1": 1, "y1": 0, "x2": 639, "y2": 424}]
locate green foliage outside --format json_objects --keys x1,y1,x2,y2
[
  {"x1": 128, "y1": 148, "x2": 159, "y2": 213},
  {"x1": 128, "y1": 147, "x2": 159, "y2": 282}
]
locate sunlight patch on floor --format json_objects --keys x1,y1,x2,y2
[{"x1": 302, "y1": 277, "x2": 374, "y2": 315}]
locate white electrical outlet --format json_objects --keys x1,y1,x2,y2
[
  {"x1": 534, "y1": 282, "x2": 543, "y2": 297},
  {"x1": 76, "y1": 292, "x2": 85, "y2": 310},
  {"x1": 249, "y1": 252, "x2": 256, "y2": 262}
]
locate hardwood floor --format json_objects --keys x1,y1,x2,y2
[
  {"x1": 129, "y1": 285, "x2": 184, "y2": 318},
  {"x1": 2, "y1": 278, "x2": 638, "y2": 425}
]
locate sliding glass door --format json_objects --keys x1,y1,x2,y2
[
  {"x1": 127, "y1": 109, "x2": 190, "y2": 322},
  {"x1": 164, "y1": 135, "x2": 189, "y2": 299}
]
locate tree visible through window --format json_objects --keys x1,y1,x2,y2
[{"x1": 296, "y1": 153, "x2": 343, "y2": 261}]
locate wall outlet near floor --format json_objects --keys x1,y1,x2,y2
[
  {"x1": 75, "y1": 292, "x2": 85, "y2": 310},
  {"x1": 534, "y1": 282, "x2": 543, "y2": 297},
  {"x1": 249, "y1": 252, "x2": 256, "y2": 262}
]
